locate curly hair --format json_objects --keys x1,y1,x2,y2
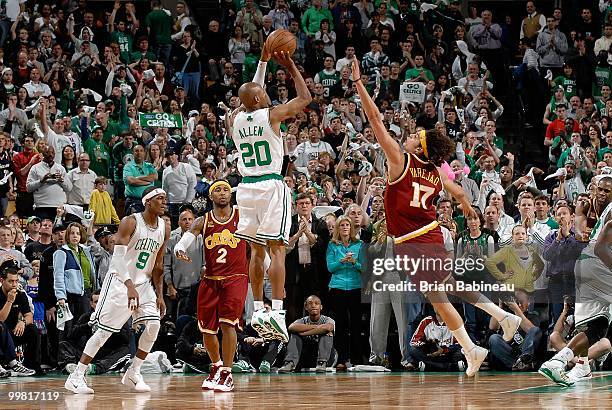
[{"x1": 423, "y1": 129, "x2": 455, "y2": 166}]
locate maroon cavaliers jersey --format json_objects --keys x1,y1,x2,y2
[
  {"x1": 384, "y1": 153, "x2": 443, "y2": 243},
  {"x1": 203, "y1": 207, "x2": 248, "y2": 278}
]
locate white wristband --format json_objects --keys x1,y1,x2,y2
[
  {"x1": 174, "y1": 231, "x2": 196, "y2": 255},
  {"x1": 254, "y1": 61, "x2": 267, "y2": 86}
]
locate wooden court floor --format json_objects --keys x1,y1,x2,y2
[{"x1": 0, "y1": 372, "x2": 611, "y2": 409}]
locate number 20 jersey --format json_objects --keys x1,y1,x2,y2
[
  {"x1": 385, "y1": 153, "x2": 444, "y2": 244},
  {"x1": 202, "y1": 207, "x2": 248, "y2": 278},
  {"x1": 232, "y1": 108, "x2": 283, "y2": 177}
]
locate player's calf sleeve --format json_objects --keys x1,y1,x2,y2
[
  {"x1": 137, "y1": 321, "x2": 160, "y2": 353},
  {"x1": 83, "y1": 329, "x2": 113, "y2": 358}
]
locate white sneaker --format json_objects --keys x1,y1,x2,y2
[
  {"x1": 499, "y1": 314, "x2": 522, "y2": 342},
  {"x1": 463, "y1": 345, "x2": 488, "y2": 377},
  {"x1": 121, "y1": 367, "x2": 151, "y2": 392},
  {"x1": 251, "y1": 309, "x2": 273, "y2": 339},
  {"x1": 64, "y1": 372, "x2": 94, "y2": 394},
  {"x1": 268, "y1": 310, "x2": 289, "y2": 343},
  {"x1": 567, "y1": 360, "x2": 592, "y2": 383},
  {"x1": 202, "y1": 363, "x2": 221, "y2": 390},
  {"x1": 538, "y1": 359, "x2": 574, "y2": 387}
]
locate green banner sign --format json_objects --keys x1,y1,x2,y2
[{"x1": 139, "y1": 112, "x2": 183, "y2": 128}]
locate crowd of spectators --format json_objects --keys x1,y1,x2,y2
[{"x1": 0, "y1": 0, "x2": 610, "y2": 377}]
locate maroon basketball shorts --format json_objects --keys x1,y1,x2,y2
[{"x1": 197, "y1": 275, "x2": 248, "y2": 334}]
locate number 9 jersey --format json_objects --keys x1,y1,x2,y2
[
  {"x1": 202, "y1": 207, "x2": 248, "y2": 278},
  {"x1": 232, "y1": 108, "x2": 283, "y2": 177},
  {"x1": 385, "y1": 153, "x2": 444, "y2": 244}
]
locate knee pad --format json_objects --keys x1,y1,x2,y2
[
  {"x1": 584, "y1": 318, "x2": 609, "y2": 346},
  {"x1": 137, "y1": 320, "x2": 160, "y2": 353},
  {"x1": 83, "y1": 329, "x2": 113, "y2": 358}
]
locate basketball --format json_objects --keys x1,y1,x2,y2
[{"x1": 265, "y1": 29, "x2": 297, "y2": 57}]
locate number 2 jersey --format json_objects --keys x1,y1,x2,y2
[
  {"x1": 232, "y1": 108, "x2": 283, "y2": 177},
  {"x1": 202, "y1": 207, "x2": 248, "y2": 279},
  {"x1": 385, "y1": 153, "x2": 444, "y2": 244},
  {"x1": 112, "y1": 212, "x2": 165, "y2": 286}
]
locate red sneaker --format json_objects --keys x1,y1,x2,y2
[
  {"x1": 202, "y1": 364, "x2": 221, "y2": 390},
  {"x1": 214, "y1": 370, "x2": 234, "y2": 392}
]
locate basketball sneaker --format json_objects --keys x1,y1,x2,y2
[
  {"x1": 566, "y1": 360, "x2": 592, "y2": 383},
  {"x1": 121, "y1": 367, "x2": 151, "y2": 392},
  {"x1": 463, "y1": 345, "x2": 488, "y2": 377},
  {"x1": 538, "y1": 359, "x2": 574, "y2": 387},
  {"x1": 214, "y1": 370, "x2": 234, "y2": 392},
  {"x1": 258, "y1": 360, "x2": 271, "y2": 373},
  {"x1": 251, "y1": 309, "x2": 274, "y2": 339},
  {"x1": 65, "y1": 372, "x2": 94, "y2": 394},
  {"x1": 202, "y1": 363, "x2": 222, "y2": 390},
  {"x1": 499, "y1": 314, "x2": 522, "y2": 342},
  {"x1": 268, "y1": 310, "x2": 289, "y2": 343}
]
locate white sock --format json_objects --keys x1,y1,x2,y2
[
  {"x1": 76, "y1": 362, "x2": 88, "y2": 375},
  {"x1": 132, "y1": 357, "x2": 144, "y2": 373},
  {"x1": 253, "y1": 300, "x2": 264, "y2": 311},
  {"x1": 214, "y1": 360, "x2": 223, "y2": 367},
  {"x1": 452, "y1": 325, "x2": 476, "y2": 352},
  {"x1": 272, "y1": 299, "x2": 283, "y2": 311},
  {"x1": 474, "y1": 295, "x2": 507, "y2": 322},
  {"x1": 553, "y1": 347, "x2": 574, "y2": 364}
]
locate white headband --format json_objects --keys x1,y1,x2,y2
[{"x1": 142, "y1": 188, "x2": 166, "y2": 206}]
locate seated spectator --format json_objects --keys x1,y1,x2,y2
[
  {"x1": 488, "y1": 290, "x2": 542, "y2": 371},
  {"x1": 278, "y1": 295, "x2": 335, "y2": 373},
  {"x1": 407, "y1": 311, "x2": 465, "y2": 372},
  {"x1": 175, "y1": 315, "x2": 212, "y2": 373},
  {"x1": 0, "y1": 261, "x2": 40, "y2": 375}
]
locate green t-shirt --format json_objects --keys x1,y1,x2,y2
[
  {"x1": 102, "y1": 121, "x2": 122, "y2": 147},
  {"x1": 84, "y1": 138, "x2": 110, "y2": 178},
  {"x1": 110, "y1": 31, "x2": 134, "y2": 63},
  {"x1": 145, "y1": 9, "x2": 173, "y2": 45},
  {"x1": 593, "y1": 66, "x2": 612, "y2": 97},
  {"x1": 404, "y1": 67, "x2": 434, "y2": 82},
  {"x1": 123, "y1": 161, "x2": 157, "y2": 198},
  {"x1": 130, "y1": 50, "x2": 156, "y2": 63}
]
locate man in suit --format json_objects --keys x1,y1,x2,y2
[{"x1": 285, "y1": 193, "x2": 330, "y2": 323}]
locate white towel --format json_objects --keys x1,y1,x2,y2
[{"x1": 56, "y1": 304, "x2": 74, "y2": 331}]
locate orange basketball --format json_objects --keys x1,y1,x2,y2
[{"x1": 266, "y1": 29, "x2": 297, "y2": 57}]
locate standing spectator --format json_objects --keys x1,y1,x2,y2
[
  {"x1": 0, "y1": 94, "x2": 27, "y2": 142},
  {"x1": 235, "y1": 0, "x2": 263, "y2": 41},
  {"x1": 83, "y1": 126, "x2": 110, "y2": 179},
  {"x1": 315, "y1": 19, "x2": 337, "y2": 60},
  {"x1": 314, "y1": 55, "x2": 339, "y2": 98},
  {"x1": 89, "y1": 177, "x2": 120, "y2": 226},
  {"x1": 22, "y1": 68, "x2": 51, "y2": 101},
  {"x1": 161, "y1": 148, "x2": 196, "y2": 225},
  {"x1": 65, "y1": 153, "x2": 97, "y2": 210},
  {"x1": 143, "y1": 63, "x2": 174, "y2": 106},
  {"x1": 302, "y1": 0, "x2": 333, "y2": 38},
  {"x1": 164, "y1": 209, "x2": 202, "y2": 321},
  {"x1": 0, "y1": 263, "x2": 39, "y2": 375},
  {"x1": 122, "y1": 144, "x2": 157, "y2": 215},
  {"x1": 278, "y1": 295, "x2": 336, "y2": 373},
  {"x1": 228, "y1": 26, "x2": 250, "y2": 77},
  {"x1": 23, "y1": 218, "x2": 53, "y2": 262},
  {"x1": 489, "y1": 290, "x2": 542, "y2": 371},
  {"x1": 171, "y1": 29, "x2": 201, "y2": 106},
  {"x1": 361, "y1": 37, "x2": 390, "y2": 82},
  {"x1": 536, "y1": 16, "x2": 568, "y2": 75},
  {"x1": 326, "y1": 216, "x2": 363, "y2": 371},
  {"x1": 12, "y1": 137, "x2": 39, "y2": 218},
  {"x1": 594, "y1": 23, "x2": 612, "y2": 56},
  {"x1": 520, "y1": 1, "x2": 546, "y2": 40},
  {"x1": 471, "y1": 10, "x2": 506, "y2": 94},
  {"x1": 267, "y1": 0, "x2": 293, "y2": 30},
  {"x1": 26, "y1": 146, "x2": 69, "y2": 221},
  {"x1": 53, "y1": 222, "x2": 97, "y2": 336},
  {"x1": 294, "y1": 127, "x2": 336, "y2": 167},
  {"x1": 145, "y1": 0, "x2": 174, "y2": 66}
]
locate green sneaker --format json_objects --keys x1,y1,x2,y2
[
  {"x1": 259, "y1": 360, "x2": 271, "y2": 373},
  {"x1": 86, "y1": 364, "x2": 97, "y2": 375},
  {"x1": 232, "y1": 360, "x2": 252, "y2": 373}
]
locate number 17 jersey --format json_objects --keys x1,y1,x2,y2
[
  {"x1": 385, "y1": 153, "x2": 443, "y2": 244},
  {"x1": 232, "y1": 108, "x2": 283, "y2": 177}
]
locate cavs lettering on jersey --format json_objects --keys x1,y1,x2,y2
[
  {"x1": 232, "y1": 108, "x2": 283, "y2": 177},
  {"x1": 113, "y1": 212, "x2": 165, "y2": 285},
  {"x1": 385, "y1": 153, "x2": 443, "y2": 243},
  {"x1": 203, "y1": 207, "x2": 248, "y2": 279}
]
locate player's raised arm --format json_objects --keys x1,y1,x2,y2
[
  {"x1": 153, "y1": 222, "x2": 171, "y2": 318},
  {"x1": 351, "y1": 59, "x2": 403, "y2": 172},
  {"x1": 269, "y1": 51, "x2": 312, "y2": 124},
  {"x1": 174, "y1": 215, "x2": 207, "y2": 262},
  {"x1": 110, "y1": 215, "x2": 140, "y2": 309},
  {"x1": 438, "y1": 167, "x2": 477, "y2": 219}
]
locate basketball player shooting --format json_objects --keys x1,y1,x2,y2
[
  {"x1": 351, "y1": 60, "x2": 522, "y2": 376},
  {"x1": 174, "y1": 180, "x2": 249, "y2": 392},
  {"x1": 227, "y1": 36, "x2": 312, "y2": 342},
  {"x1": 65, "y1": 187, "x2": 170, "y2": 394}
]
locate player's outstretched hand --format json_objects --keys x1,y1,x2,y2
[
  {"x1": 350, "y1": 59, "x2": 361, "y2": 82},
  {"x1": 175, "y1": 250, "x2": 192, "y2": 262},
  {"x1": 273, "y1": 51, "x2": 294, "y2": 68}
]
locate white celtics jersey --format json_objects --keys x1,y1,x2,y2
[
  {"x1": 583, "y1": 201, "x2": 612, "y2": 258},
  {"x1": 232, "y1": 108, "x2": 283, "y2": 177},
  {"x1": 115, "y1": 213, "x2": 165, "y2": 285}
]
